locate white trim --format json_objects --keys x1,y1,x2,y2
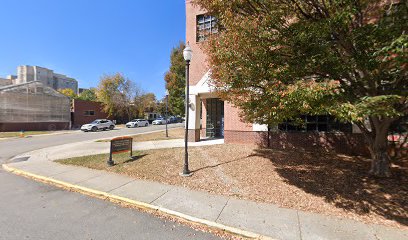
[
  {"x1": 252, "y1": 123, "x2": 268, "y2": 131},
  {"x1": 197, "y1": 70, "x2": 211, "y2": 87},
  {"x1": 190, "y1": 70, "x2": 216, "y2": 95}
]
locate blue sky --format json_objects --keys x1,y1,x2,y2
[{"x1": 0, "y1": 0, "x2": 185, "y2": 99}]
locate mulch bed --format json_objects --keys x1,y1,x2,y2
[{"x1": 58, "y1": 144, "x2": 408, "y2": 229}]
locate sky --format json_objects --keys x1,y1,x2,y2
[{"x1": 0, "y1": 0, "x2": 186, "y2": 99}]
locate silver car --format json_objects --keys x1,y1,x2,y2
[
  {"x1": 152, "y1": 118, "x2": 167, "y2": 125},
  {"x1": 126, "y1": 119, "x2": 149, "y2": 128},
  {"x1": 81, "y1": 119, "x2": 115, "y2": 132}
]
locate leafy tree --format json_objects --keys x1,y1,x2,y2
[
  {"x1": 58, "y1": 88, "x2": 77, "y2": 99},
  {"x1": 164, "y1": 42, "x2": 186, "y2": 116},
  {"x1": 156, "y1": 98, "x2": 168, "y2": 117},
  {"x1": 134, "y1": 93, "x2": 157, "y2": 118},
  {"x1": 195, "y1": 0, "x2": 408, "y2": 177},
  {"x1": 77, "y1": 88, "x2": 97, "y2": 101},
  {"x1": 96, "y1": 73, "x2": 140, "y2": 121}
]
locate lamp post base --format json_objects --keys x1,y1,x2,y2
[{"x1": 179, "y1": 172, "x2": 193, "y2": 177}]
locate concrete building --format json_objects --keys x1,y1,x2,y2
[
  {"x1": 16, "y1": 65, "x2": 78, "y2": 93},
  {"x1": 0, "y1": 75, "x2": 17, "y2": 87},
  {"x1": 0, "y1": 81, "x2": 71, "y2": 131},
  {"x1": 0, "y1": 78, "x2": 13, "y2": 87},
  {"x1": 184, "y1": 1, "x2": 366, "y2": 155},
  {"x1": 78, "y1": 88, "x2": 88, "y2": 94}
]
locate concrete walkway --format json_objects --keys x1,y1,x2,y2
[{"x1": 3, "y1": 139, "x2": 407, "y2": 240}]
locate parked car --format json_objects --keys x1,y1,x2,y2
[
  {"x1": 168, "y1": 116, "x2": 182, "y2": 123},
  {"x1": 126, "y1": 119, "x2": 149, "y2": 128},
  {"x1": 167, "y1": 116, "x2": 176, "y2": 123},
  {"x1": 81, "y1": 119, "x2": 115, "y2": 132},
  {"x1": 152, "y1": 118, "x2": 167, "y2": 125}
]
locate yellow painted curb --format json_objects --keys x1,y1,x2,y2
[{"x1": 2, "y1": 164, "x2": 276, "y2": 240}]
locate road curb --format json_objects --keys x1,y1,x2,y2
[
  {"x1": 2, "y1": 164, "x2": 275, "y2": 240},
  {"x1": 0, "y1": 131, "x2": 77, "y2": 141}
]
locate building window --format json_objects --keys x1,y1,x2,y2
[
  {"x1": 278, "y1": 115, "x2": 352, "y2": 133},
  {"x1": 84, "y1": 110, "x2": 95, "y2": 116},
  {"x1": 197, "y1": 15, "x2": 218, "y2": 42}
]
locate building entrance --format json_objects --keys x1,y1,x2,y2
[{"x1": 206, "y1": 98, "x2": 224, "y2": 138}]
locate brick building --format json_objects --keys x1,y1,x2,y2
[
  {"x1": 185, "y1": 1, "x2": 367, "y2": 154},
  {"x1": 71, "y1": 99, "x2": 110, "y2": 128}
]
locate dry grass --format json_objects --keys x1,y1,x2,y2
[
  {"x1": 58, "y1": 144, "x2": 408, "y2": 229},
  {"x1": 0, "y1": 131, "x2": 56, "y2": 138}
]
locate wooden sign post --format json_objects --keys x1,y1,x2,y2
[{"x1": 108, "y1": 136, "x2": 133, "y2": 166}]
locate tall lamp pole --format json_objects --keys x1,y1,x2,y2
[
  {"x1": 165, "y1": 89, "x2": 169, "y2": 138},
  {"x1": 180, "y1": 43, "x2": 193, "y2": 177}
]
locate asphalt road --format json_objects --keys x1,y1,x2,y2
[
  {"x1": 0, "y1": 170, "x2": 220, "y2": 240},
  {"x1": 0, "y1": 123, "x2": 184, "y2": 163},
  {"x1": 0, "y1": 124, "x2": 221, "y2": 239}
]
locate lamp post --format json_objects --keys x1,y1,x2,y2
[
  {"x1": 180, "y1": 43, "x2": 193, "y2": 177},
  {"x1": 165, "y1": 89, "x2": 169, "y2": 138}
]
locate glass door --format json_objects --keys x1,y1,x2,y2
[{"x1": 206, "y1": 98, "x2": 224, "y2": 138}]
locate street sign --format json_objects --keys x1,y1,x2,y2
[{"x1": 108, "y1": 136, "x2": 133, "y2": 166}]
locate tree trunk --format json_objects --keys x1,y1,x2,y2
[
  {"x1": 365, "y1": 118, "x2": 392, "y2": 177},
  {"x1": 369, "y1": 138, "x2": 391, "y2": 177}
]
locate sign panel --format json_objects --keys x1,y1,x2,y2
[
  {"x1": 111, "y1": 137, "x2": 132, "y2": 154},
  {"x1": 107, "y1": 136, "x2": 133, "y2": 166}
]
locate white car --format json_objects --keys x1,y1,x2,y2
[
  {"x1": 152, "y1": 118, "x2": 167, "y2": 125},
  {"x1": 81, "y1": 119, "x2": 115, "y2": 132},
  {"x1": 126, "y1": 119, "x2": 149, "y2": 128}
]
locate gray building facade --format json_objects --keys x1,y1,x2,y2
[
  {"x1": 16, "y1": 65, "x2": 78, "y2": 93},
  {"x1": 0, "y1": 81, "x2": 71, "y2": 131}
]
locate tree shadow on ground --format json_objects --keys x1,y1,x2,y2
[
  {"x1": 250, "y1": 149, "x2": 408, "y2": 226},
  {"x1": 120, "y1": 154, "x2": 148, "y2": 164},
  {"x1": 191, "y1": 156, "x2": 247, "y2": 173}
]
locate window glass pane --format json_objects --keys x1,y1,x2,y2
[
  {"x1": 306, "y1": 115, "x2": 316, "y2": 122},
  {"x1": 317, "y1": 115, "x2": 328, "y2": 122},
  {"x1": 197, "y1": 14, "x2": 217, "y2": 42},
  {"x1": 318, "y1": 124, "x2": 328, "y2": 131}
]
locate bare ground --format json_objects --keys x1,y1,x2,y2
[{"x1": 58, "y1": 144, "x2": 408, "y2": 229}]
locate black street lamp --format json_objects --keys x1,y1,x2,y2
[
  {"x1": 180, "y1": 43, "x2": 193, "y2": 177},
  {"x1": 165, "y1": 89, "x2": 169, "y2": 138}
]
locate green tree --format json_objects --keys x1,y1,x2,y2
[
  {"x1": 195, "y1": 0, "x2": 408, "y2": 177},
  {"x1": 77, "y1": 88, "x2": 97, "y2": 101},
  {"x1": 164, "y1": 42, "x2": 186, "y2": 116},
  {"x1": 134, "y1": 93, "x2": 157, "y2": 118},
  {"x1": 58, "y1": 88, "x2": 77, "y2": 99},
  {"x1": 96, "y1": 73, "x2": 140, "y2": 121}
]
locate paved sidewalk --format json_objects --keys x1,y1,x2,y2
[{"x1": 3, "y1": 139, "x2": 408, "y2": 240}]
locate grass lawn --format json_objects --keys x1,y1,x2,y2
[
  {"x1": 97, "y1": 127, "x2": 185, "y2": 142},
  {"x1": 57, "y1": 144, "x2": 408, "y2": 229},
  {"x1": 0, "y1": 131, "x2": 57, "y2": 138}
]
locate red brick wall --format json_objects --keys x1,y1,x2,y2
[
  {"x1": 225, "y1": 130, "x2": 369, "y2": 156},
  {"x1": 71, "y1": 99, "x2": 109, "y2": 128},
  {"x1": 186, "y1": 2, "x2": 253, "y2": 137},
  {"x1": 186, "y1": 0, "x2": 210, "y2": 86},
  {"x1": 224, "y1": 101, "x2": 252, "y2": 131}
]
